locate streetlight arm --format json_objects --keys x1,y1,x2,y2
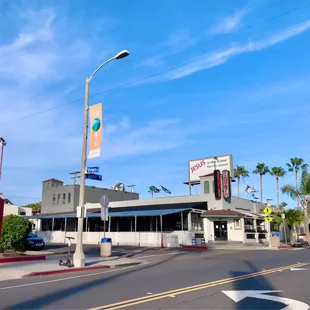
[{"x1": 88, "y1": 57, "x2": 116, "y2": 82}]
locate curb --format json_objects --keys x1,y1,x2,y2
[
  {"x1": 278, "y1": 245, "x2": 293, "y2": 249},
  {"x1": 23, "y1": 265, "x2": 111, "y2": 277},
  {"x1": 0, "y1": 255, "x2": 46, "y2": 264},
  {"x1": 22, "y1": 261, "x2": 142, "y2": 278},
  {"x1": 181, "y1": 245, "x2": 208, "y2": 250}
]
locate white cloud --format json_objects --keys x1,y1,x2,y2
[
  {"x1": 159, "y1": 20, "x2": 310, "y2": 81},
  {"x1": 210, "y1": 8, "x2": 248, "y2": 35}
]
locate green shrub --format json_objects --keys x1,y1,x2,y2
[{"x1": 0, "y1": 215, "x2": 32, "y2": 252}]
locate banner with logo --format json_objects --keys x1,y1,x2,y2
[
  {"x1": 88, "y1": 103, "x2": 102, "y2": 159},
  {"x1": 222, "y1": 170, "x2": 231, "y2": 199}
]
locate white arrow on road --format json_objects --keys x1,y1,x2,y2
[
  {"x1": 223, "y1": 290, "x2": 309, "y2": 310},
  {"x1": 290, "y1": 267, "x2": 308, "y2": 271}
]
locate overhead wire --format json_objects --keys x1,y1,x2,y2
[{"x1": 1, "y1": 4, "x2": 310, "y2": 127}]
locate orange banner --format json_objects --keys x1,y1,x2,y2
[{"x1": 88, "y1": 103, "x2": 102, "y2": 159}]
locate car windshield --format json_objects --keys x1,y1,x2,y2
[{"x1": 28, "y1": 233, "x2": 37, "y2": 238}]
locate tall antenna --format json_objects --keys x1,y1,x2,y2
[{"x1": 127, "y1": 185, "x2": 136, "y2": 193}]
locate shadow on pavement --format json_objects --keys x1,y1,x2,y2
[
  {"x1": 7, "y1": 252, "x2": 187, "y2": 309},
  {"x1": 228, "y1": 261, "x2": 284, "y2": 309}
]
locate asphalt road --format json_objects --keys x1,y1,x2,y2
[{"x1": 0, "y1": 248, "x2": 309, "y2": 309}]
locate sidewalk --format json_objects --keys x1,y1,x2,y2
[{"x1": 0, "y1": 255, "x2": 140, "y2": 282}]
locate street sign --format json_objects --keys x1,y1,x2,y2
[
  {"x1": 100, "y1": 195, "x2": 109, "y2": 208},
  {"x1": 281, "y1": 213, "x2": 285, "y2": 219},
  {"x1": 100, "y1": 195, "x2": 109, "y2": 221},
  {"x1": 86, "y1": 166, "x2": 99, "y2": 174},
  {"x1": 85, "y1": 173, "x2": 102, "y2": 181},
  {"x1": 263, "y1": 206, "x2": 272, "y2": 215},
  {"x1": 265, "y1": 216, "x2": 273, "y2": 222}
]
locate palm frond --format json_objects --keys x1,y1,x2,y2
[
  {"x1": 281, "y1": 184, "x2": 300, "y2": 201},
  {"x1": 234, "y1": 165, "x2": 249, "y2": 179},
  {"x1": 271, "y1": 166, "x2": 286, "y2": 178}
]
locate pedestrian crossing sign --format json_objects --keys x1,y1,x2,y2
[
  {"x1": 263, "y1": 206, "x2": 272, "y2": 216},
  {"x1": 265, "y1": 216, "x2": 273, "y2": 222}
]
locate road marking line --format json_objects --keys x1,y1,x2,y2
[
  {"x1": 290, "y1": 267, "x2": 308, "y2": 271},
  {"x1": 88, "y1": 262, "x2": 309, "y2": 310},
  {"x1": 146, "y1": 293, "x2": 153, "y2": 295},
  {"x1": 0, "y1": 263, "x2": 147, "y2": 291},
  {"x1": 137, "y1": 252, "x2": 187, "y2": 259}
]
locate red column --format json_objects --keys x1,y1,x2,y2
[{"x1": 0, "y1": 198, "x2": 4, "y2": 239}]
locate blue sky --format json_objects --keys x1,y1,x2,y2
[{"x1": 1, "y1": 0, "x2": 310, "y2": 208}]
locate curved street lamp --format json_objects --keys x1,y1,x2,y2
[{"x1": 73, "y1": 50, "x2": 130, "y2": 267}]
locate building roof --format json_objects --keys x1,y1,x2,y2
[
  {"x1": 201, "y1": 209, "x2": 244, "y2": 218},
  {"x1": 42, "y1": 178, "x2": 64, "y2": 183}
]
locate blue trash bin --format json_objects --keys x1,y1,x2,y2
[{"x1": 100, "y1": 237, "x2": 112, "y2": 257}]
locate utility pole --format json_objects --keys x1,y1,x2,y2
[
  {"x1": 0, "y1": 138, "x2": 6, "y2": 181},
  {"x1": 69, "y1": 171, "x2": 81, "y2": 185}
]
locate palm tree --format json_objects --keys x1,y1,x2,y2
[
  {"x1": 278, "y1": 201, "x2": 288, "y2": 211},
  {"x1": 273, "y1": 209, "x2": 304, "y2": 243},
  {"x1": 234, "y1": 165, "x2": 249, "y2": 198},
  {"x1": 286, "y1": 158, "x2": 308, "y2": 209},
  {"x1": 253, "y1": 163, "x2": 270, "y2": 203},
  {"x1": 282, "y1": 170, "x2": 310, "y2": 241},
  {"x1": 271, "y1": 167, "x2": 286, "y2": 210}
]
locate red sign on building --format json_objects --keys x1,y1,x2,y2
[
  {"x1": 222, "y1": 170, "x2": 231, "y2": 199},
  {"x1": 214, "y1": 170, "x2": 222, "y2": 199},
  {"x1": 0, "y1": 198, "x2": 4, "y2": 239}
]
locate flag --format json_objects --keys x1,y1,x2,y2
[
  {"x1": 149, "y1": 186, "x2": 161, "y2": 193},
  {"x1": 245, "y1": 185, "x2": 256, "y2": 194},
  {"x1": 88, "y1": 103, "x2": 102, "y2": 159},
  {"x1": 161, "y1": 185, "x2": 171, "y2": 194}
]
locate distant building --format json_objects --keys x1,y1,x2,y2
[
  {"x1": 0, "y1": 194, "x2": 32, "y2": 216},
  {"x1": 41, "y1": 179, "x2": 139, "y2": 214}
]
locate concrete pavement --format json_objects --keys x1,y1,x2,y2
[
  {"x1": 0, "y1": 247, "x2": 309, "y2": 309},
  {"x1": 0, "y1": 254, "x2": 139, "y2": 281}
]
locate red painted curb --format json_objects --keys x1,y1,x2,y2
[
  {"x1": 0, "y1": 255, "x2": 46, "y2": 264},
  {"x1": 278, "y1": 245, "x2": 293, "y2": 249},
  {"x1": 23, "y1": 265, "x2": 111, "y2": 277},
  {"x1": 181, "y1": 245, "x2": 208, "y2": 250}
]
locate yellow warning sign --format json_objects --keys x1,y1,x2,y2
[
  {"x1": 265, "y1": 216, "x2": 273, "y2": 222},
  {"x1": 263, "y1": 206, "x2": 272, "y2": 215}
]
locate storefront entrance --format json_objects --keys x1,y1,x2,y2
[{"x1": 214, "y1": 221, "x2": 228, "y2": 241}]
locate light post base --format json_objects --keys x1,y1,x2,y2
[{"x1": 73, "y1": 251, "x2": 85, "y2": 267}]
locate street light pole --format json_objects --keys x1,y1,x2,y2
[
  {"x1": 73, "y1": 50, "x2": 130, "y2": 268},
  {"x1": 0, "y1": 138, "x2": 6, "y2": 182}
]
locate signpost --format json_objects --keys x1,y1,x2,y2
[
  {"x1": 263, "y1": 206, "x2": 273, "y2": 247},
  {"x1": 85, "y1": 173, "x2": 102, "y2": 181},
  {"x1": 281, "y1": 213, "x2": 287, "y2": 245},
  {"x1": 100, "y1": 195, "x2": 109, "y2": 238}
]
